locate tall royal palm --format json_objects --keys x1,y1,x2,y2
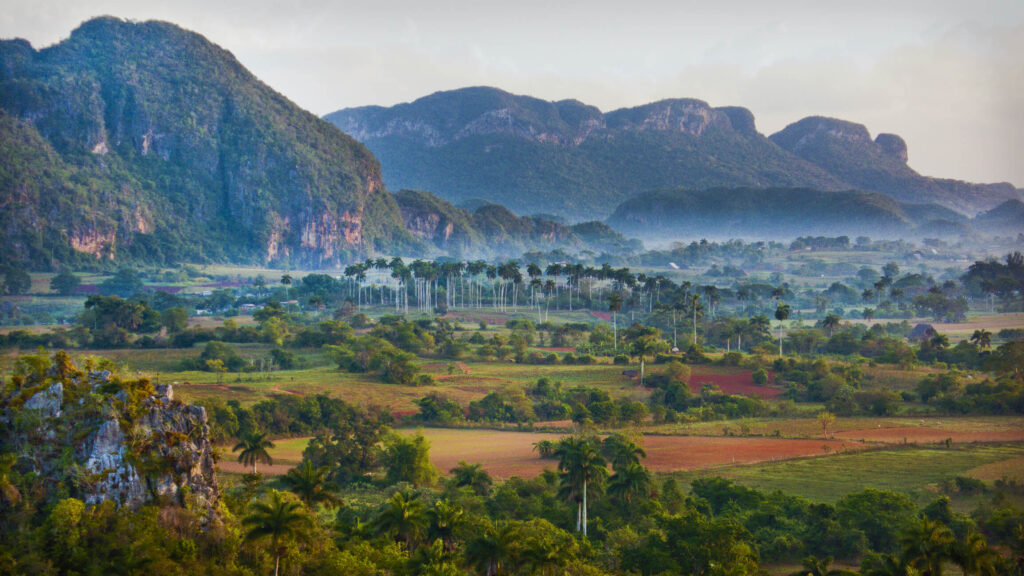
[
  {"x1": 969, "y1": 329, "x2": 992, "y2": 350},
  {"x1": 243, "y1": 490, "x2": 311, "y2": 576},
  {"x1": 554, "y1": 437, "x2": 607, "y2": 536},
  {"x1": 775, "y1": 303, "x2": 791, "y2": 357},
  {"x1": 233, "y1": 431, "x2": 275, "y2": 475},
  {"x1": 822, "y1": 313, "x2": 841, "y2": 337}
]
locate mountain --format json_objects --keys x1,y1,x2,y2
[
  {"x1": 395, "y1": 189, "x2": 639, "y2": 258},
  {"x1": 769, "y1": 117, "x2": 1019, "y2": 214},
  {"x1": 325, "y1": 87, "x2": 847, "y2": 220},
  {"x1": 605, "y1": 187, "x2": 975, "y2": 241},
  {"x1": 973, "y1": 199, "x2": 1024, "y2": 235},
  {"x1": 326, "y1": 87, "x2": 1020, "y2": 220},
  {"x1": 0, "y1": 17, "x2": 419, "y2": 268}
]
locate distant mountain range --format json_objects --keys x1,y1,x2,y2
[
  {"x1": 1, "y1": 18, "x2": 1019, "y2": 269},
  {"x1": 326, "y1": 87, "x2": 1021, "y2": 220}
]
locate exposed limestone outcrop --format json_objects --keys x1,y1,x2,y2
[
  {"x1": 9, "y1": 368, "x2": 219, "y2": 519},
  {"x1": 23, "y1": 381, "x2": 62, "y2": 418}
]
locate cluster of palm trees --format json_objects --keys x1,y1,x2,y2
[
  {"x1": 859, "y1": 518, "x2": 1004, "y2": 576},
  {"x1": 333, "y1": 257, "x2": 681, "y2": 320},
  {"x1": 552, "y1": 434, "x2": 652, "y2": 536}
]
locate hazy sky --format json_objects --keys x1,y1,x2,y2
[{"x1": 3, "y1": 0, "x2": 1022, "y2": 186}]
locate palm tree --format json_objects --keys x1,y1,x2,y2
[
  {"x1": 554, "y1": 437, "x2": 607, "y2": 536},
  {"x1": 609, "y1": 293, "x2": 622, "y2": 350},
  {"x1": 601, "y1": 434, "x2": 646, "y2": 469},
  {"x1": 428, "y1": 499, "x2": 465, "y2": 553},
  {"x1": 233, "y1": 431, "x2": 275, "y2": 474},
  {"x1": 930, "y1": 334, "x2": 950, "y2": 351},
  {"x1": 465, "y1": 522, "x2": 516, "y2": 576},
  {"x1": 969, "y1": 329, "x2": 992, "y2": 350},
  {"x1": 861, "y1": 552, "x2": 912, "y2": 576},
  {"x1": 243, "y1": 490, "x2": 311, "y2": 576},
  {"x1": 951, "y1": 531, "x2": 1001, "y2": 576},
  {"x1": 775, "y1": 303, "x2": 791, "y2": 357},
  {"x1": 607, "y1": 462, "x2": 652, "y2": 506},
  {"x1": 449, "y1": 461, "x2": 492, "y2": 495},
  {"x1": 280, "y1": 460, "x2": 342, "y2": 509},
  {"x1": 374, "y1": 491, "x2": 428, "y2": 551},
  {"x1": 632, "y1": 334, "x2": 667, "y2": 387},
  {"x1": 863, "y1": 308, "x2": 876, "y2": 323},
  {"x1": 822, "y1": 313, "x2": 842, "y2": 337},
  {"x1": 901, "y1": 517, "x2": 954, "y2": 576}
]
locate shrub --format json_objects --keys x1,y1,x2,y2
[
  {"x1": 613, "y1": 354, "x2": 630, "y2": 365},
  {"x1": 752, "y1": 368, "x2": 769, "y2": 386}
]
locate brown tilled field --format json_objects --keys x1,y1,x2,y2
[
  {"x1": 687, "y1": 370, "x2": 781, "y2": 398},
  {"x1": 416, "y1": 429, "x2": 857, "y2": 479},
  {"x1": 217, "y1": 429, "x2": 860, "y2": 479}
]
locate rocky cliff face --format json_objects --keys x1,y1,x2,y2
[
  {"x1": 770, "y1": 116, "x2": 1020, "y2": 213},
  {"x1": 0, "y1": 17, "x2": 410, "y2": 268},
  {"x1": 327, "y1": 87, "x2": 1020, "y2": 220},
  {"x1": 326, "y1": 87, "x2": 846, "y2": 219},
  {"x1": 328, "y1": 89, "x2": 756, "y2": 148},
  {"x1": 4, "y1": 358, "x2": 219, "y2": 519}
]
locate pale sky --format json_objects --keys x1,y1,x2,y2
[{"x1": 2, "y1": 0, "x2": 1022, "y2": 187}]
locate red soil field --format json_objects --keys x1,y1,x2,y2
[
  {"x1": 218, "y1": 431, "x2": 858, "y2": 479},
  {"x1": 423, "y1": 430, "x2": 855, "y2": 480},
  {"x1": 688, "y1": 371, "x2": 782, "y2": 399}
]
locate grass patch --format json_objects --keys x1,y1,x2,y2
[{"x1": 673, "y1": 443, "x2": 1024, "y2": 503}]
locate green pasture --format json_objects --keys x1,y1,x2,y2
[{"x1": 673, "y1": 443, "x2": 1024, "y2": 504}]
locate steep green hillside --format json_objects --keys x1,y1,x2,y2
[
  {"x1": 605, "y1": 187, "x2": 961, "y2": 241},
  {"x1": 0, "y1": 17, "x2": 418, "y2": 268}
]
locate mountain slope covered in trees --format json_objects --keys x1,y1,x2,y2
[
  {"x1": 0, "y1": 17, "x2": 418, "y2": 268},
  {"x1": 326, "y1": 87, "x2": 1020, "y2": 220}
]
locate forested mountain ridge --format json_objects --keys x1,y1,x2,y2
[
  {"x1": 0, "y1": 17, "x2": 418, "y2": 268},
  {"x1": 326, "y1": 87, "x2": 847, "y2": 219},
  {"x1": 606, "y1": 187, "x2": 978, "y2": 241},
  {"x1": 395, "y1": 189, "x2": 640, "y2": 258},
  {"x1": 326, "y1": 87, "x2": 1020, "y2": 219}
]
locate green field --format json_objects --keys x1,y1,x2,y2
[{"x1": 675, "y1": 443, "x2": 1024, "y2": 503}]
